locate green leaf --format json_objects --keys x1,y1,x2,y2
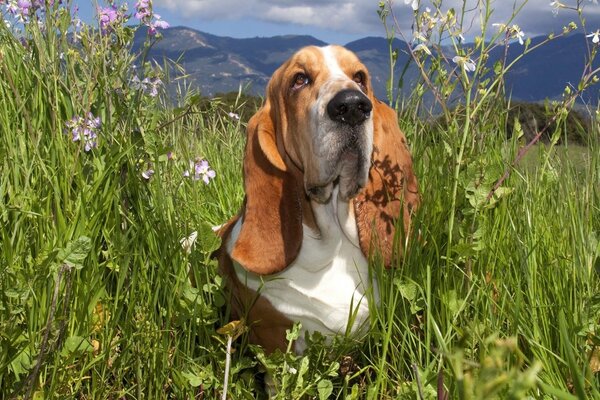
[
  {"x1": 57, "y1": 236, "x2": 92, "y2": 270},
  {"x1": 394, "y1": 279, "x2": 425, "y2": 314},
  {"x1": 199, "y1": 222, "x2": 221, "y2": 254},
  {"x1": 317, "y1": 379, "x2": 333, "y2": 400},
  {"x1": 9, "y1": 347, "x2": 33, "y2": 379},
  {"x1": 182, "y1": 371, "x2": 203, "y2": 387},
  {"x1": 63, "y1": 335, "x2": 93, "y2": 354},
  {"x1": 513, "y1": 117, "x2": 524, "y2": 140},
  {"x1": 286, "y1": 322, "x2": 302, "y2": 342},
  {"x1": 442, "y1": 290, "x2": 465, "y2": 316}
]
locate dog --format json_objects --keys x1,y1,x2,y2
[{"x1": 215, "y1": 45, "x2": 419, "y2": 354}]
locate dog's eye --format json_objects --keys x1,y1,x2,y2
[
  {"x1": 353, "y1": 72, "x2": 366, "y2": 86},
  {"x1": 292, "y1": 73, "x2": 310, "y2": 89}
]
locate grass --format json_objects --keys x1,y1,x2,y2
[{"x1": 1, "y1": 3, "x2": 599, "y2": 399}]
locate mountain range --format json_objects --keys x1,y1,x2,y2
[{"x1": 133, "y1": 27, "x2": 600, "y2": 105}]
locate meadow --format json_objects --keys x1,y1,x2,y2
[{"x1": 0, "y1": 1, "x2": 599, "y2": 399}]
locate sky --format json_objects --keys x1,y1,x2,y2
[{"x1": 74, "y1": 0, "x2": 600, "y2": 45}]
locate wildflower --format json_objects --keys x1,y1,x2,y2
[
  {"x1": 65, "y1": 112, "x2": 101, "y2": 152},
  {"x1": 141, "y1": 169, "x2": 154, "y2": 180},
  {"x1": 194, "y1": 159, "x2": 216, "y2": 184},
  {"x1": 511, "y1": 25, "x2": 525, "y2": 45},
  {"x1": 180, "y1": 231, "x2": 198, "y2": 255},
  {"x1": 17, "y1": 0, "x2": 31, "y2": 15},
  {"x1": 452, "y1": 55, "x2": 476, "y2": 72},
  {"x1": 147, "y1": 14, "x2": 169, "y2": 36},
  {"x1": 404, "y1": 0, "x2": 418, "y2": 11},
  {"x1": 413, "y1": 43, "x2": 431, "y2": 55},
  {"x1": 130, "y1": 75, "x2": 162, "y2": 97},
  {"x1": 185, "y1": 158, "x2": 216, "y2": 184},
  {"x1": 549, "y1": 1, "x2": 563, "y2": 15},
  {"x1": 135, "y1": 0, "x2": 170, "y2": 36},
  {"x1": 134, "y1": 0, "x2": 152, "y2": 20},
  {"x1": 494, "y1": 23, "x2": 526, "y2": 45},
  {"x1": 98, "y1": 6, "x2": 120, "y2": 35},
  {"x1": 587, "y1": 29, "x2": 600, "y2": 44},
  {"x1": 227, "y1": 112, "x2": 240, "y2": 120}
]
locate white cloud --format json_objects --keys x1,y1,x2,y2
[{"x1": 155, "y1": 0, "x2": 600, "y2": 38}]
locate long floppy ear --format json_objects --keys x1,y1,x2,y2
[
  {"x1": 230, "y1": 105, "x2": 303, "y2": 275},
  {"x1": 354, "y1": 100, "x2": 420, "y2": 267}
]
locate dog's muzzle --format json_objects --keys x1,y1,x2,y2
[{"x1": 326, "y1": 89, "x2": 372, "y2": 126}]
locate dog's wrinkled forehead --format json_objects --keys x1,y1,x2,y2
[{"x1": 273, "y1": 45, "x2": 369, "y2": 95}]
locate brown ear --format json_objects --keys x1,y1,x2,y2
[
  {"x1": 230, "y1": 106, "x2": 303, "y2": 275},
  {"x1": 354, "y1": 100, "x2": 420, "y2": 267}
]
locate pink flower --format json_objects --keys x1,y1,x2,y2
[
  {"x1": 184, "y1": 159, "x2": 216, "y2": 184},
  {"x1": 97, "y1": 5, "x2": 125, "y2": 35},
  {"x1": 147, "y1": 14, "x2": 169, "y2": 36}
]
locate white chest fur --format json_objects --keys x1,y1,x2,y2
[{"x1": 227, "y1": 188, "x2": 376, "y2": 353}]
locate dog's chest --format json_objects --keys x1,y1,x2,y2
[{"x1": 228, "y1": 193, "x2": 374, "y2": 352}]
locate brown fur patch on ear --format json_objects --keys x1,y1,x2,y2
[
  {"x1": 354, "y1": 100, "x2": 420, "y2": 267},
  {"x1": 258, "y1": 121, "x2": 287, "y2": 172},
  {"x1": 231, "y1": 108, "x2": 303, "y2": 275}
]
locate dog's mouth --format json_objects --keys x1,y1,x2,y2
[{"x1": 306, "y1": 145, "x2": 369, "y2": 203}]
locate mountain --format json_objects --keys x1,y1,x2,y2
[
  {"x1": 487, "y1": 34, "x2": 599, "y2": 104},
  {"x1": 133, "y1": 27, "x2": 599, "y2": 105}
]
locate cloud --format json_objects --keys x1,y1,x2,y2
[
  {"x1": 156, "y1": 0, "x2": 382, "y2": 33},
  {"x1": 155, "y1": 0, "x2": 600, "y2": 38}
]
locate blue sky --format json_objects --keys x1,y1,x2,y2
[{"x1": 73, "y1": 1, "x2": 600, "y2": 45}]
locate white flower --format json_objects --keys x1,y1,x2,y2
[
  {"x1": 587, "y1": 29, "x2": 600, "y2": 44},
  {"x1": 549, "y1": 1, "x2": 563, "y2": 15},
  {"x1": 227, "y1": 112, "x2": 240, "y2": 120},
  {"x1": 413, "y1": 43, "x2": 431, "y2": 55},
  {"x1": 453, "y1": 55, "x2": 476, "y2": 72},
  {"x1": 141, "y1": 169, "x2": 154, "y2": 180},
  {"x1": 512, "y1": 25, "x2": 526, "y2": 45},
  {"x1": 180, "y1": 231, "x2": 198, "y2": 255},
  {"x1": 404, "y1": 0, "x2": 418, "y2": 11}
]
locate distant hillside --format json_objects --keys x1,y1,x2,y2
[
  {"x1": 133, "y1": 27, "x2": 599, "y2": 105},
  {"x1": 487, "y1": 33, "x2": 600, "y2": 104}
]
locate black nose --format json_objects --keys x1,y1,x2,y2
[{"x1": 326, "y1": 89, "x2": 373, "y2": 126}]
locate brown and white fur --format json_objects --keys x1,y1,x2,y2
[{"x1": 215, "y1": 45, "x2": 419, "y2": 354}]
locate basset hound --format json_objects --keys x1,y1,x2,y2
[{"x1": 216, "y1": 45, "x2": 419, "y2": 354}]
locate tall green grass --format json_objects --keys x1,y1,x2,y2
[{"x1": 1, "y1": 1, "x2": 599, "y2": 399}]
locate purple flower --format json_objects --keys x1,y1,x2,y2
[
  {"x1": 65, "y1": 112, "x2": 101, "y2": 152},
  {"x1": 184, "y1": 158, "x2": 216, "y2": 184},
  {"x1": 134, "y1": 1, "x2": 169, "y2": 36},
  {"x1": 16, "y1": 0, "x2": 32, "y2": 16},
  {"x1": 194, "y1": 159, "x2": 216, "y2": 184},
  {"x1": 148, "y1": 14, "x2": 169, "y2": 36},
  {"x1": 10, "y1": 0, "x2": 57, "y2": 18},
  {"x1": 97, "y1": 5, "x2": 123, "y2": 35},
  {"x1": 134, "y1": 0, "x2": 152, "y2": 21},
  {"x1": 130, "y1": 75, "x2": 162, "y2": 97}
]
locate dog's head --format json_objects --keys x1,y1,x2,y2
[
  {"x1": 263, "y1": 45, "x2": 374, "y2": 203},
  {"x1": 229, "y1": 45, "x2": 419, "y2": 274}
]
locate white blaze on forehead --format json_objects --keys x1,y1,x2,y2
[{"x1": 319, "y1": 46, "x2": 346, "y2": 79}]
